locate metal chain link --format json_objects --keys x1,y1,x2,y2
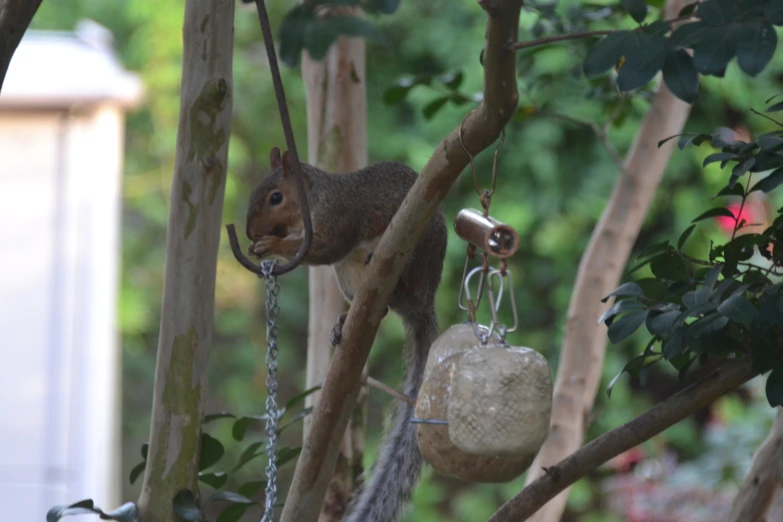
[{"x1": 260, "y1": 260, "x2": 281, "y2": 522}]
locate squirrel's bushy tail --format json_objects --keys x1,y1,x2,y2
[{"x1": 343, "y1": 310, "x2": 438, "y2": 522}]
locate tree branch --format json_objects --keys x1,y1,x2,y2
[
  {"x1": 278, "y1": 1, "x2": 522, "y2": 521},
  {"x1": 726, "y1": 407, "x2": 783, "y2": 522},
  {"x1": 487, "y1": 357, "x2": 757, "y2": 521},
  {"x1": 0, "y1": 0, "x2": 44, "y2": 91}
]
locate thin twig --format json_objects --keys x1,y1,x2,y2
[
  {"x1": 508, "y1": 15, "x2": 696, "y2": 51},
  {"x1": 751, "y1": 108, "x2": 783, "y2": 128},
  {"x1": 366, "y1": 376, "x2": 415, "y2": 406}
]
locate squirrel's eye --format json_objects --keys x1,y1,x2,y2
[{"x1": 269, "y1": 191, "x2": 283, "y2": 205}]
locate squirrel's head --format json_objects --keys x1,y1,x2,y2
[{"x1": 246, "y1": 148, "x2": 304, "y2": 242}]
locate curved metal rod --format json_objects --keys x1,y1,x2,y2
[
  {"x1": 234, "y1": 0, "x2": 312, "y2": 277},
  {"x1": 226, "y1": 224, "x2": 266, "y2": 276}
]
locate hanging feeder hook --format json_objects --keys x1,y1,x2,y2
[{"x1": 225, "y1": 0, "x2": 313, "y2": 277}]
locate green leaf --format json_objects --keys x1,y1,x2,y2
[
  {"x1": 717, "y1": 294, "x2": 757, "y2": 326},
  {"x1": 598, "y1": 300, "x2": 646, "y2": 325},
  {"x1": 698, "y1": 0, "x2": 734, "y2": 26},
  {"x1": 216, "y1": 504, "x2": 255, "y2": 522},
  {"x1": 172, "y1": 490, "x2": 202, "y2": 522},
  {"x1": 758, "y1": 133, "x2": 783, "y2": 150},
  {"x1": 650, "y1": 252, "x2": 689, "y2": 281},
  {"x1": 200, "y1": 433, "x2": 225, "y2": 471},
  {"x1": 233, "y1": 441, "x2": 265, "y2": 472},
  {"x1": 102, "y1": 503, "x2": 138, "y2": 522},
  {"x1": 328, "y1": 16, "x2": 387, "y2": 44},
  {"x1": 767, "y1": 101, "x2": 783, "y2": 113},
  {"x1": 678, "y1": 133, "x2": 711, "y2": 150},
  {"x1": 730, "y1": 157, "x2": 756, "y2": 185},
  {"x1": 237, "y1": 480, "x2": 266, "y2": 498},
  {"x1": 383, "y1": 85, "x2": 411, "y2": 105},
  {"x1": 276, "y1": 446, "x2": 303, "y2": 467},
  {"x1": 438, "y1": 71, "x2": 464, "y2": 90},
  {"x1": 232, "y1": 414, "x2": 267, "y2": 441},
  {"x1": 669, "y1": 21, "x2": 710, "y2": 48},
  {"x1": 663, "y1": 331, "x2": 684, "y2": 359},
  {"x1": 285, "y1": 385, "x2": 322, "y2": 411},
  {"x1": 646, "y1": 310, "x2": 680, "y2": 338},
  {"x1": 278, "y1": 6, "x2": 313, "y2": 67},
  {"x1": 714, "y1": 182, "x2": 746, "y2": 198},
  {"x1": 423, "y1": 96, "x2": 450, "y2": 120},
  {"x1": 678, "y1": 224, "x2": 696, "y2": 250},
  {"x1": 637, "y1": 240, "x2": 670, "y2": 260},
  {"x1": 366, "y1": 0, "x2": 402, "y2": 14},
  {"x1": 583, "y1": 31, "x2": 631, "y2": 77},
  {"x1": 199, "y1": 471, "x2": 228, "y2": 489},
  {"x1": 662, "y1": 49, "x2": 699, "y2": 103},
  {"x1": 692, "y1": 26, "x2": 739, "y2": 76},
  {"x1": 736, "y1": 22, "x2": 777, "y2": 77},
  {"x1": 689, "y1": 312, "x2": 729, "y2": 337},
  {"x1": 617, "y1": 35, "x2": 667, "y2": 92},
  {"x1": 140, "y1": 442, "x2": 149, "y2": 460},
  {"x1": 703, "y1": 152, "x2": 740, "y2": 167},
  {"x1": 207, "y1": 491, "x2": 255, "y2": 505},
  {"x1": 692, "y1": 207, "x2": 736, "y2": 222},
  {"x1": 304, "y1": 16, "x2": 385, "y2": 61},
  {"x1": 607, "y1": 310, "x2": 649, "y2": 343},
  {"x1": 204, "y1": 412, "x2": 236, "y2": 424},
  {"x1": 621, "y1": 0, "x2": 648, "y2": 23},
  {"x1": 279, "y1": 406, "x2": 314, "y2": 433},
  {"x1": 602, "y1": 282, "x2": 645, "y2": 302},
  {"x1": 750, "y1": 168, "x2": 783, "y2": 193},
  {"x1": 643, "y1": 21, "x2": 671, "y2": 37},
  {"x1": 766, "y1": 2, "x2": 783, "y2": 24},
  {"x1": 129, "y1": 461, "x2": 146, "y2": 485},
  {"x1": 766, "y1": 368, "x2": 783, "y2": 407}
]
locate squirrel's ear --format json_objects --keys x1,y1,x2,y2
[
  {"x1": 281, "y1": 150, "x2": 292, "y2": 178},
  {"x1": 269, "y1": 147, "x2": 282, "y2": 169}
]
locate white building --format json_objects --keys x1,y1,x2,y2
[{"x1": 0, "y1": 21, "x2": 143, "y2": 521}]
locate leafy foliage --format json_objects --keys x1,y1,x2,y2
[
  {"x1": 583, "y1": 0, "x2": 782, "y2": 102},
  {"x1": 124, "y1": 386, "x2": 317, "y2": 522},
  {"x1": 604, "y1": 95, "x2": 783, "y2": 404},
  {"x1": 263, "y1": 0, "x2": 402, "y2": 66}
]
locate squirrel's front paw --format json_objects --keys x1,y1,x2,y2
[{"x1": 249, "y1": 236, "x2": 279, "y2": 258}]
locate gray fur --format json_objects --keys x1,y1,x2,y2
[{"x1": 248, "y1": 161, "x2": 447, "y2": 521}]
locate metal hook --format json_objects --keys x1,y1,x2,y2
[
  {"x1": 226, "y1": 0, "x2": 313, "y2": 277},
  {"x1": 487, "y1": 268, "x2": 519, "y2": 342}
]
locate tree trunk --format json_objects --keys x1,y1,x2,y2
[
  {"x1": 726, "y1": 408, "x2": 783, "y2": 522},
  {"x1": 302, "y1": 16, "x2": 368, "y2": 521},
  {"x1": 0, "y1": 0, "x2": 44, "y2": 91},
  {"x1": 522, "y1": 2, "x2": 693, "y2": 520},
  {"x1": 136, "y1": 1, "x2": 234, "y2": 520}
]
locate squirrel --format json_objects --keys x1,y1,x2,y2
[{"x1": 245, "y1": 148, "x2": 447, "y2": 522}]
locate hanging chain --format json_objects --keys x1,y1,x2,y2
[{"x1": 260, "y1": 260, "x2": 281, "y2": 522}]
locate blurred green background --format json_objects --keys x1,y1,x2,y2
[{"x1": 29, "y1": 0, "x2": 783, "y2": 520}]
